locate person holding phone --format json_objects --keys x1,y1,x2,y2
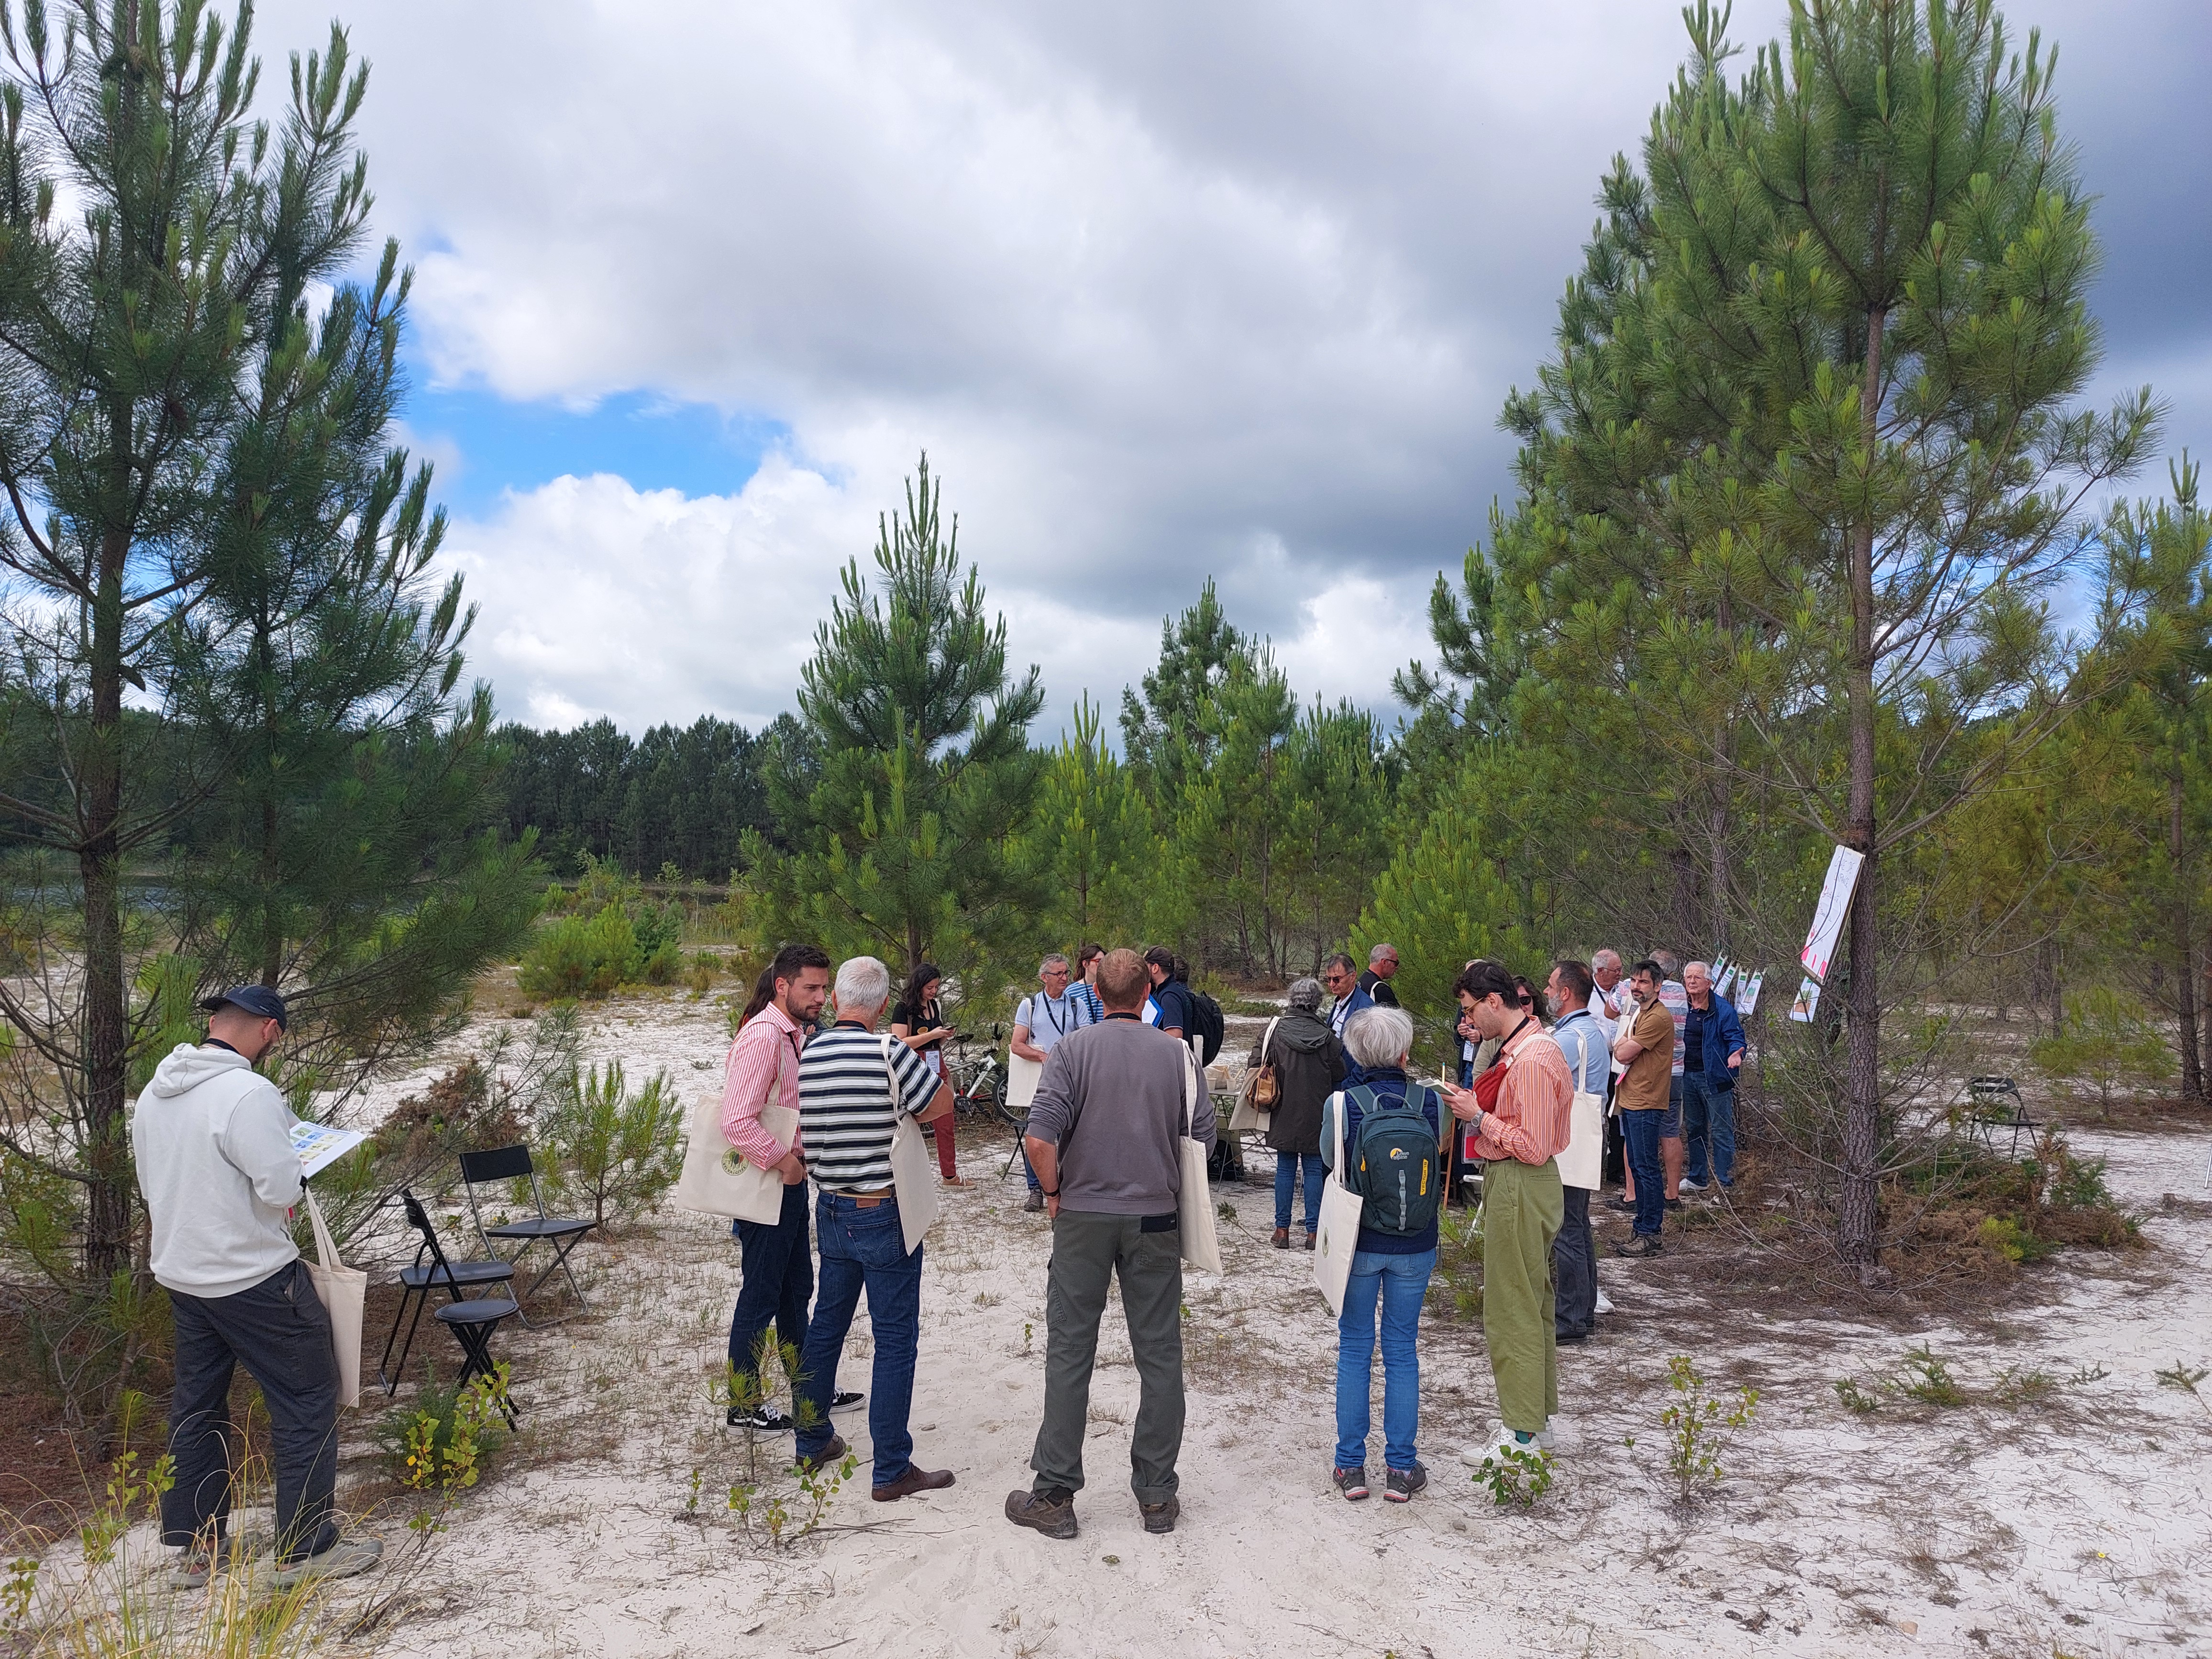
[{"x1": 891, "y1": 963, "x2": 962, "y2": 1185}]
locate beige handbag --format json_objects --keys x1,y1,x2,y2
[
  {"x1": 301, "y1": 1185, "x2": 366, "y2": 1409},
  {"x1": 1176, "y1": 1047, "x2": 1222, "y2": 1273},
  {"x1": 675, "y1": 1026, "x2": 798, "y2": 1223},
  {"x1": 883, "y1": 1037, "x2": 941, "y2": 1255}
]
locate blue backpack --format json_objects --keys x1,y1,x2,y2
[{"x1": 1343, "y1": 1083, "x2": 1441, "y2": 1237}]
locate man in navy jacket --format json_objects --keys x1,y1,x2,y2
[{"x1": 1678, "y1": 962, "x2": 1747, "y2": 1192}]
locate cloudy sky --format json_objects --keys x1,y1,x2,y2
[{"x1": 254, "y1": 0, "x2": 2212, "y2": 743}]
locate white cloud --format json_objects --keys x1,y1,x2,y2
[{"x1": 246, "y1": 0, "x2": 2211, "y2": 737}]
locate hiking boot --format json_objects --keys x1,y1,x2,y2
[
  {"x1": 268, "y1": 1536, "x2": 383, "y2": 1589},
  {"x1": 1614, "y1": 1234, "x2": 1662, "y2": 1258},
  {"x1": 1140, "y1": 1496, "x2": 1179, "y2": 1534},
  {"x1": 1024, "y1": 1189, "x2": 1046, "y2": 1212},
  {"x1": 169, "y1": 1547, "x2": 217, "y2": 1592},
  {"x1": 1333, "y1": 1466, "x2": 1370, "y2": 1501},
  {"x1": 1384, "y1": 1462, "x2": 1428, "y2": 1503},
  {"x1": 796, "y1": 1434, "x2": 849, "y2": 1475},
  {"x1": 1272, "y1": 1227, "x2": 1290, "y2": 1249},
  {"x1": 1005, "y1": 1487, "x2": 1078, "y2": 1539},
  {"x1": 729, "y1": 1403, "x2": 794, "y2": 1430},
  {"x1": 872, "y1": 1466, "x2": 955, "y2": 1502}
]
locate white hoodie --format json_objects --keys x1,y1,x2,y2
[{"x1": 132, "y1": 1043, "x2": 302, "y2": 1299}]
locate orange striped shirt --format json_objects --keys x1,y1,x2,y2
[{"x1": 1470, "y1": 1021, "x2": 1573, "y2": 1166}]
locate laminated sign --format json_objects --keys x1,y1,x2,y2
[{"x1": 1799, "y1": 844, "x2": 1864, "y2": 981}]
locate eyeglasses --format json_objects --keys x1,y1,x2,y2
[{"x1": 1517, "y1": 995, "x2": 1534, "y2": 1008}]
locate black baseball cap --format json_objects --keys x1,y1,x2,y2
[{"x1": 199, "y1": 985, "x2": 290, "y2": 1030}]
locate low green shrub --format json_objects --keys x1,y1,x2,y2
[
  {"x1": 541, "y1": 1060, "x2": 685, "y2": 1228},
  {"x1": 518, "y1": 903, "x2": 639, "y2": 998}
]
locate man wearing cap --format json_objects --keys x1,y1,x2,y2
[{"x1": 132, "y1": 987, "x2": 383, "y2": 1589}]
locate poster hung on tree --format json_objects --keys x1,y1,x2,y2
[{"x1": 1800, "y1": 845, "x2": 1864, "y2": 981}]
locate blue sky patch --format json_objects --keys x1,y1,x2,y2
[{"x1": 402, "y1": 375, "x2": 788, "y2": 515}]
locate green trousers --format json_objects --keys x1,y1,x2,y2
[
  {"x1": 1482, "y1": 1157, "x2": 1563, "y2": 1435},
  {"x1": 1029, "y1": 1211, "x2": 1186, "y2": 1505}
]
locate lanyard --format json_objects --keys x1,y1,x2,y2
[{"x1": 1040, "y1": 993, "x2": 1072, "y2": 1037}]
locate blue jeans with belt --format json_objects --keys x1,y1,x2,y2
[
  {"x1": 794, "y1": 1192, "x2": 925, "y2": 1488},
  {"x1": 1333, "y1": 1247, "x2": 1438, "y2": 1471}
]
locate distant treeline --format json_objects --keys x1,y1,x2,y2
[{"x1": 495, "y1": 714, "x2": 796, "y2": 880}]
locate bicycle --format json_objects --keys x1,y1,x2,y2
[{"x1": 944, "y1": 1026, "x2": 1022, "y2": 1128}]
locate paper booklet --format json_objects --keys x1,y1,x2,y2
[{"x1": 291, "y1": 1120, "x2": 368, "y2": 1180}]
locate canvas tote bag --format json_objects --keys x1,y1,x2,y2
[
  {"x1": 1006, "y1": 1052, "x2": 1044, "y2": 1112},
  {"x1": 1174, "y1": 1046, "x2": 1223, "y2": 1273},
  {"x1": 1311, "y1": 1091, "x2": 1366, "y2": 1315},
  {"x1": 1556, "y1": 1024, "x2": 1606, "y2": 1191},
  {"x1": 1227, "y1": 1016, "x2": 1279, "y2": 1134},
  {"x1": 676, "y1": 1024, "x2": 798, "y2": 1224},
  {"x1": 882, "y1": 1037, "x2": 942, "y2": 1255},
  {"x1": 301, "y1": 1184, "x2": 366, "y2": 1409}
]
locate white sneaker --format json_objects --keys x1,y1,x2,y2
[
  {"x1": 1462, "y1": 1424, "x2": 1547, "y2": 1466},
  {"x1": 1679, "y1": 1177, "x2": 1707, "y2": 1193},
  {"x1": 1593, "y1": 1290, "x2": 1615, "y2": 1316}
]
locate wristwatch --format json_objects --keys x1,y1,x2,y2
[{"x1": 1041, "y1": 1186, "x2": 1060, "y2": 1198}]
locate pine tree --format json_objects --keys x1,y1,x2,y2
[
  {"x1": 1021, "y1": 696, "x2": 1153, "y2": 951},
  {"x1": 1492, "y1": 0, "x2": 2158, "y2": 1274},
  {"x1": 752, "y1": 455, "x2": 1044, "y2": 989},
  {"x1": 0, "y1": 4, "x2": 528, "y2": 1278},
  {"x1": 1120, "y1": 578, "x2": 1249, "y2": 801}
]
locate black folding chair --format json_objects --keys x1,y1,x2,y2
[
  {"x1": 395, "y1": 1191, "x2": 521, "y2": 1425},
  {"x1": 458, "y1": 1144, "x2": 597, "y2": 1321},
  {"x1": 378, "y1": 1214, "x2": 515, "y2": 1396},
  {"x1": 1966, "y1": 1075, "x2": 2036, "y2": 1159}
]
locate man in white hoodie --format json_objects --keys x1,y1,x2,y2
[{"x1": 133, "y1": 986, "x2": 381, "y2": 1589}]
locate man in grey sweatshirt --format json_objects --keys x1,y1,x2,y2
[
  {"x1": 132, "y1": 986, "x2": 381, "y2": 1589},
  {"x1": 1006, "y1": 949, "x2": 1216, "y2": 1542}
]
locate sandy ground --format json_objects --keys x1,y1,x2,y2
[{"x1": 150, "y1": 995, "x2": 2212, "y2": 1658}]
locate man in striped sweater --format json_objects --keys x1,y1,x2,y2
[{"x1": 789, "y1": 955, "x2": 957, "y2": 1502}]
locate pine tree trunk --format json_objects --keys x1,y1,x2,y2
[
  {"x1": 1838, "y1": 307, "x2": 1886, "y2": 1283},
  {"x1": 2173, "y1": 773, "x2": 2203, "y2": 1103},
  {"x1": 81, "y1": 513, "x2": 133, "y2": 1284}
]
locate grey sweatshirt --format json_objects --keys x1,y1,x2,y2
[
  {"x1": 1025, "y1": 1016, "x2": 1217, "y2": 1215},
  {"x1": 131, "y1": 1043, "x2": 302, "y2": 1298}
]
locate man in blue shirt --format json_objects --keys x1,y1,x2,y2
[
  {"x1": 1321, "y1": 953, "x2": 1375, "y2": 1087},
  {"x1": 1142, "y1": 948, "x2": 1196, "y2": 1047},
  {"x1": 1011, "y1": 954, "x2": 1096, "y2": 1211},
  {"x1": 1545, "y1": 960, "x2": 1610, "y2": 1340}
]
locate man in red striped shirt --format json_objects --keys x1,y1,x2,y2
[
  {"x1": 1443, "y1": 960, "x2": 1572, "y2": 1464},
  {"x1": 721, "y1": 942, "x2": 832, "y2": 1432}
]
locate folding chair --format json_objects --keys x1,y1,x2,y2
[
  {"x1": 378, "y1": 1214, "x2": 515, "y2": 1396},
  {"x1": 458, "y1": 1144, "x2": 597, "y2": 1322},
  {"x1": 1966, "y1": 1075, "x2": 2036, "y2": 1159},
  {"x1": 396, "y1": 1190, "x2": 521, "y2": 1426}
]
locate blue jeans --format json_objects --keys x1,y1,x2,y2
[
  {"x1": 794, "y1": 1193, "x2": 924, "y2": 1488},
  {"x1": 728, "y1": 1178, "x2": 813, "y2": 1391},
  {"x1": 1683, "y1": 1076, "x2": 1736, "y2": 1186},
  {"x1": 1333, "y1": 1247, "x2": 1437, "y2": 1471},
  {"x1": 1022, "y1": 1144, "x2": 1041, "y2": 1192},
  {"x1": 1275, "y1": 1152, "x2": 1324, "y2": 1232},
  {"x1": 1621, "y1": 1110, "x2": 1665, "y2": 1238}
]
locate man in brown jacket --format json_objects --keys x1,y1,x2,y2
[{"x1": 1611, "y1": 960, "x2": 1676, "y2": 1255}]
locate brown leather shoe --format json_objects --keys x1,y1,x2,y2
[
  {"x1": 871, "y1": 1466, "x2": 955, "y2": 1502},
  {"x1": 1005, "y1": 1487, "x2": 1078, "y2": 1539},
  {"x1": 1271, "y1": 1228, "x2": 1290, "y2": 1249},
  {"x1": 1140, "y1": 1495, "x2": 1179, "y2": 1534},
  {"x1": 795, "y1": 1434, "x2": 849, "y2": 1475}
]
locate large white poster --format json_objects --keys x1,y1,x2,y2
[{"x1": 1800, "y1": 844, "x2": 1865, "y2": 981}]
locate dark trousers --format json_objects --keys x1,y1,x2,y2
[
  {"x1": 728, "y1": 1178, "x2": 813, "y2": 1392},
  {"x1": 1552, "y1": 1185, "x2": 1597, "y2": 1338},
  {"x1": 1621, "y1": 1109, "x2": 1666, "y2": 1238},
  {"x1": 163, "y1": 1261, "x2": 341, "y2": 1563},
  {"x1": 1030, "y1": 1211, "x2": 1185, "y2": 1506},
  {"x1": 1683, "y1": 1075, "x2": 1738, "y2": 1186},
  {"x1": 794, "y1": 1193, "x2": 925, "y2": 1488}
]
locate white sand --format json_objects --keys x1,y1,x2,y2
[{"x1": 320, "y1": 997, "x2": 2212, "y2": 1658}]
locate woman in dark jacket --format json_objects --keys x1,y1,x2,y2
[{"x1": 1251, "y1": 977, "x2": 1347, "y2": 1250}]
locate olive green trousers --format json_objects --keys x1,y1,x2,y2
[{"x1": 1481, "y1": 1156, "x2": 1563, "y2": 1435}]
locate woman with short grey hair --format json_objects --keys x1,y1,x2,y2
[
  {"x1": 1248, "y1": 976, "x2": 1344, "y2": 1250},
  {"x1": 1320, "y1": 1003, "x2": 1447, "y2": 1503}
]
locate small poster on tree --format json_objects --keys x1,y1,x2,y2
[{"x1": 1788, "y1": 977, "x2": 1822, "y2": 1024}]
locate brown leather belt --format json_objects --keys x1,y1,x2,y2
[{"x1": 832, "y1": 1188, "x2": 895, "y2": 1207}]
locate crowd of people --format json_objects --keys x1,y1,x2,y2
[
  {"x1": 126, "y1": 931, "x2": 1746, "y2": 1587},
  {"x1": 712, "y1": 931, "x2": 1749, "y2": 1532}
]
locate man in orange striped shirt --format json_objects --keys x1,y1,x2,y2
[{"x1": 1443, "y1": 960, "x2": 1572, "y2": 1464}]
